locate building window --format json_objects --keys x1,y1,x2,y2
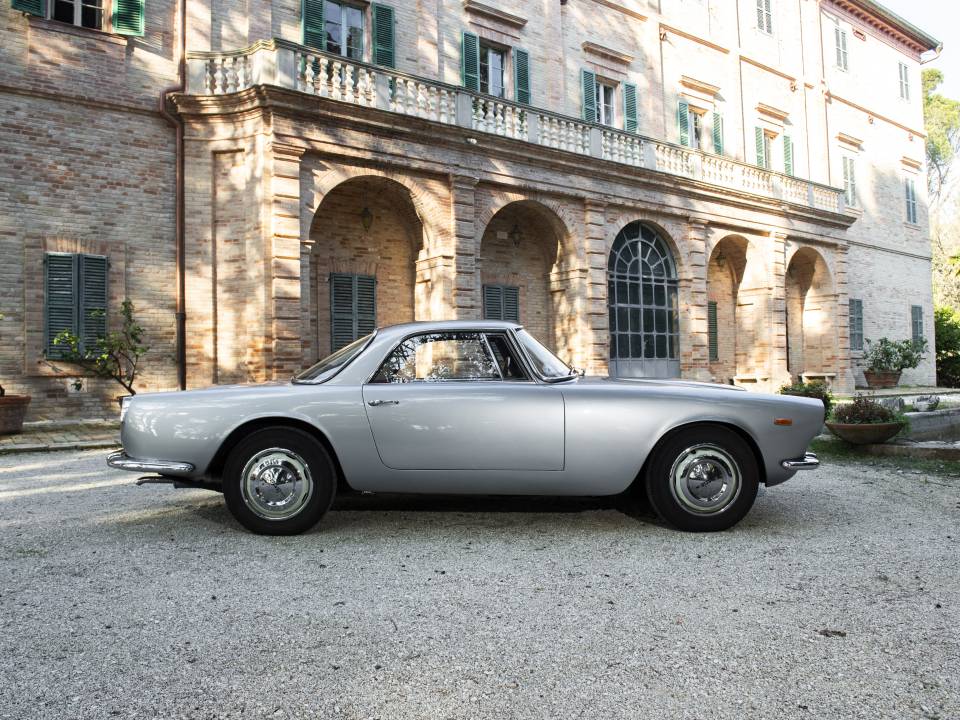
[
  {"x1": 911, "y1": 305, "x2": 924, "y2": 342},
  {"x1": 483, "y1": 285, "x2": 520, "y2": 322},
  {"x1": 756, "y1": 0, "x2": 772, "y2": 34},
  {"x1": 842, "y1": 155, "x2": 857, "y2": 207},
  {"x1": 324, "y1": 1, "x2": 364, "y2": 60},
  {"x1": 707, "y1": 301, "x2": 719, "y2": 361},
  {"x1": 330, "y1": 272, "x2": 376, "y2": 352},
  {"x1": 849, "y1": 299, "x2": 863, "y2": 351},
  {"x1": 596, "y1": 81, "x2": 615, "y2": 126},
  {"x1": 689, "y1": 110, "x2": 705, "y2": 150},
  {"x1": 754, "y1": 127, "x2": 773, "y2": 169},
  {"x1": 834, "y1": 24, "x2": 849, "y2": 70},
  {"x1": 44, "y1": 253, "x2": 108, "y2": 359},
  {"x1": 905, "y1": 176, "x2": 918, "y2": 223},
  {"x1": 479, "y1": 43, "x2": 505, "y2": 97},
  {"x1": 50, "y1": 0, "x2": 104, "y2": 30},
  {"x1": 898, "y1": 62, "x2": 910, "y2": 100}
]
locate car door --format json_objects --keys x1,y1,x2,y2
[{"x1": 362, "y1": 331, "x2": 565, "y2": 471}]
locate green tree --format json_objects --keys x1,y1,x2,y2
[
  {"x1": 935, "y1": 306, "x2": 960, "y2": 387},
  {"x1": 923, "y1": 69, "x2": 960, "y2": 202}
]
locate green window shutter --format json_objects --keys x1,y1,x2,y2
[
  {"x1": 503, "y1": 286, "x2": 519, "y2": 323},
  {"x1": 783, "y1": 136, "x2": 794, "y2": 176},
  {"x1": 330, "y1": 273, "x2": 377, "y2": 351},
  {"x1": 302, "y1": 0, "x2": 325, "y2": 50},
  {"x1": 848, "y1": 298, "x2": 863, "y2": 351},
  {"x1": 371, "y1": 4, "x2": 395, "y2": 68},
  {"x1": 483, "y1": 285, "x2": 504, "y2": 320},
  {"x1": 677, "y1": 100, "x2": 690, "y2": 146},
  {"x1": 80, "y1": 254, "x2": 108, "y2": 353},
  {"x1": 911, "y1": 305, "x2": 923, "y2": 341},
  {"x1": 707, "y1": 301, "x2": 718, "y2": 362},
  {"x1": 112, "y1": 0, "x2": 144, "y2": 36},
  {"x1": 461, "y1": 31, "x2": 480, "y2": 91},
  {"x1": 712, "y1": 112, "x2": 723, "y2": 154},
  {"x1": 45, "y1": 253, "x2": 78, "y2": 359},
  {"x1": 514, "y1": 47, "x2": 531, "y2": 105},
  {"x1": 580, "y1": 69, "x2": 597, "y2": 123},
  {"x1": 843, "y1": 156, "x2": 856, "y2": 206},
  {"x1": 622, "y1": 82, "x2": 638, "y2": 133},
  {"x1": 755, "y1": 127, "x2": 766, "y2": 168},
  {"x1": 11, "y1": 0, "x2": 44, "y2": 16}
]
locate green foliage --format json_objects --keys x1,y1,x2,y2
[
  {"x1": 830, "y1": 395, "x2": 905, "y2": 426},
  {"x1": 935, "y1": 306, "x2": 960, "y2": 387},
  {"x1": 863, "y1": 337, "x2": 928, "y2": 372},
  {"x1": 923, "y1": 69, "x2": 960, "y2": 200},
  {"x1": 51, "y1": 299, "x2": 148, "y2": 395},
  {"x1": 779, "y1": 379, "x2": 833, "y2": 417}
]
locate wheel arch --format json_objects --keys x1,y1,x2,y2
[
  {"x1": 633, "y1": 420, "x2": 767, "y2": 488},
  {"x1": 206, "y1": 417, "x2": 352, "y2": 493}
]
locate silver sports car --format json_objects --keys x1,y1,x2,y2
[{"x1": 107, "y1": 320, "x2": 822, "y2": 534}]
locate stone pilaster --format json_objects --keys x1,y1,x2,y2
[
  {"x1": 833, "y1": 244, "x2": 855, "y2": 393},
  {"x1": 582, "y1": 199, "x2": 609, "y2": 374},
  {"x1": 450, "y1": 173, "x2": 479, "y2": 318},
  {"x1": 769, "y1": 231, "x2": 792, "y2": 388},
  {"x1": 681, "y1": 218, "x2": 712, "y2": 382}
]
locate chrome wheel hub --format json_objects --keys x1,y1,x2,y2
[
  {"x1": 669, "y1": 444, "x2": 742, "y2": 515},
  {"x1": 241, "y1": 448, "x2": 313, "y2": 521}
]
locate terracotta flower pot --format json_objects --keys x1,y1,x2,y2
[
  {"x1": 825, "y1": 421, "x2": 903, "y2": 445},
  {"x1": 863, "y1": 370, "x2": 902, "y2": 389},
  {"x1": 0, "y1": 395, "x2": 32, "y2": 435}
]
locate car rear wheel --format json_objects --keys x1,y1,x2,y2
[
  {"x1": 222, "y1": 427, "x2": 336, "y2": 535},
  {"x1": 645, "y1": 425, "x2": 759, "y2": 532}
]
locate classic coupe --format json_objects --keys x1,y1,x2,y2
[{"x1": 107, "y1": 320, "x2": 822, "y2": 534}]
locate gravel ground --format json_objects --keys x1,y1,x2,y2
[{"x1": 0, "y1": 450, "x2": 958, "y2": 720}]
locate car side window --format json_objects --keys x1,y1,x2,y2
[
  {"x1": 373, "y1": 332, "x2": 502, "y2": 383},
  {"x1": 484, "y1": 333, "x2": 528, "y2": 380}
]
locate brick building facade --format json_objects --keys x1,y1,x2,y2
[{"x1": 0, "y1": 0, "x2": 940, "y2": 419}]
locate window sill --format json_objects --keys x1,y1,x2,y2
[
  {"x1": 31, "y1": 358, "x2": 97, "y2": 378},
  {"x1": 904, "y1": 221, "x2": 921, "y2": 230},
  {"x1": 27, "y1": 16, "x2": 128, "y2": 46}
]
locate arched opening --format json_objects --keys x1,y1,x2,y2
[
  {"x1": 308, "y1": 176, "x2": 422, "y2": 359},
  {"x1": 607, "y1": 221, "x2": 680, "y2": 378},
  {"x1": 707, "y1": 236, "x2": 748, "y2": 384},
  {"x1": 785, "y1": 247, "x2": 836, "y2": 381},
  {"x1": 478, "y1": 200, "x2": 563, "y2": 349}
]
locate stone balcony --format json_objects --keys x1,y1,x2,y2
[{"x1": 184, "y1": 38, "x2": 847, "y2": 215}]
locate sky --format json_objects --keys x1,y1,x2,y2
[{"x1": 879, "y1": 0, "x2": 959, "y2": 99}]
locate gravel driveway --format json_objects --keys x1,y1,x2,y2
[{"x1": 0, "y1": 449, "x2": 957, "y2": 719}]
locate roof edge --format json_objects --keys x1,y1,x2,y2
[{"x1": 842, "y1": 0, "x2": 941, "y2": 53}]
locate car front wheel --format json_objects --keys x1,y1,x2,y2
[
  {"x1": 222, "y1": 427, "x2": 336, "y2": 535},
  {"x1": 645, "y1": 425, "x2": 759, "y2": 532}
]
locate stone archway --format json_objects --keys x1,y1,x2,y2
[
  {"x1": 476, "y1": 199, "x2": 566, "y2": 350},
  {"x1": 785, "y1": 246, "x2": 836, "y2": 381},
  {"x1": 307, "y1": 176, "x2": 423, "y2": 359}
]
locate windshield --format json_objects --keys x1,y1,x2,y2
[
  {"x1": 293, "y1": 333, "x2": 373, "y2": 383},
  {"x1": 515, "y1": 329, "x2": 576, "y2": 380}
]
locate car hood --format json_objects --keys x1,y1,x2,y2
[{"x1": 582, "y1": 376, "x2": 746, "y2": 392}]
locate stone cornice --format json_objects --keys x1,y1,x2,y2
[
  {"x1": 463, "y1": 0, "x2": 527, "y2": 29},
  {"x1": 582, "y1": 41, "x2": 634, "y2": 65}
]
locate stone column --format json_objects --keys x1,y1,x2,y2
[
  {"x1": 681, "y1": 218, "x2": 711, "y2": 382},
  {"x1": 451, "y1": 173, "x2": 479, "y2": 318},
  {"x1": 266, "y1": 142, "x2": 307, "y2": 380},
  {"x1": 581, "y1": 199, "x2": 609, "y2": 374},
  {"x1": 769, "y1": 231, "x2": 792, "y2": 388},
  {"x1": 833, "y1": 244, "x2": 855, "y2": 394}
]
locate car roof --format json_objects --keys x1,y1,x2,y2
[{"x1": 373, "y1": 320, "x2": 523, "y2": 340}]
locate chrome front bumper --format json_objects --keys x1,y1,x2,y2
[
  {"x1": 780, "y1": 452, "x2": 820, "y2": 470},
  {"x1": 106, "y1": 451, "x2": 195, "y2": 474}
]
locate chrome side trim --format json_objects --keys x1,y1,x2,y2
[
  {"x1": 780, "y1": 452, "x2": 820, "y2": 470},
  {"x1": 107, "y1": 451, "x2": 195, "y2": 474}
]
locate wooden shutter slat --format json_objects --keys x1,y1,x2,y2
[
  {"x1": 514, "y1": 48, "x2": 531, "y2": 105},
  {"x1": 503, "y1": 287, "x2": 520, "y2": 323},
  {"x1": 45, "y1": 253, "x2": 78, "y2": 358},
  {"x1": 330, "y1": 273, "x2": 356, "y2": 351},
  {"x1": 356, "y1": 275, "x2": 377, "y2": 337},
  {"x1": 302, "y1": 0, "x2": 325, "y2": 50},
  {"x1": 580, "y1": 69, "x2": 596, "y2": 123},
  {"x1": 80, "y1": 255, "x2": 108, "y2": 353},
  {"x1": 707, "y1": 301, "x2": 718, "y2": 362},
  {"x1": 112, "y1": 0, "x2": 144, "y2": 36},
  {"x1": 755, "y1": 127, "x2": 765, "y2": 168},
  {"x1": 11, "y1": 0, "x2": 44, "y2": 15},
  {"x1": 712, "y1": 112, "x2": 723, "y2": 155},
  {"x1": 678, "y1": 100, "x2": 689, "y2": 146},
  {"x1": 783, "y1": 136, "x2": 794, "y2": 176},
  {"x1": 623, "y1": 82, "x2": 638, "y2": 133},
  {"x1": 461, "y1": 31, "x2": 480, "y2": 91},
  {"x1": 483, "y1": 285, "x2": 503, "y2": 320},
  {"x1": 371, "y1": 3, "x2": 395, "y2": 68}
]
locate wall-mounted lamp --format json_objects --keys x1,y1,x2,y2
[
  {"x1": 508, "y1": 222, "x2": 523, "y2": 248},
  {"x1": 716, "y1": 251, "x2": 726, "y2": 268},
  {"x1": 360, "y1": 206, "x2": 374, "y2": 232}
]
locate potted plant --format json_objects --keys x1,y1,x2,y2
[
  {"x1": 862, "y1": 337, "x2": 928, "y2": 389},
  {"x1": 0, "y1": 313, "x2": 33, "y2": 435},
  {"x1": 52, "y1": 300, "x2": 149, "y2": 408},
  {"x1": 779, "y1": 379, "x2": 833, "y2": 418},
  {"x1": 825, "y1": 395, "x2": 907, "y2": 445}
]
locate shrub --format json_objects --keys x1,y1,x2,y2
[
  {"x1": 830, "y1": 395, "x2": 904, "y2": 426},
  {"x1": 863, "y1": 337, "x2": 928, "y2": 372},
  {"x1": 935, "y1": 306, "x2": 960, "y2": 387},
  {"x1": 779, "y1": 380, "x2": 833, "y2": 417}
]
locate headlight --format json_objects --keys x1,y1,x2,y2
[{"x1": 119, "y1": 395, "x2": 132, "y2": 423}]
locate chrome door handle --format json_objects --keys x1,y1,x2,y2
[{"x1": 367, "y1": 399, "x2": 399, "y2": 407}]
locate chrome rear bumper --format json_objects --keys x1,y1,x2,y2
[
  {"x1": 106, "y1": 451, "x2": 194, "y2": 474},
  {"x1": 780, "y1": 452, "x2": 819, "y2": 470}
]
